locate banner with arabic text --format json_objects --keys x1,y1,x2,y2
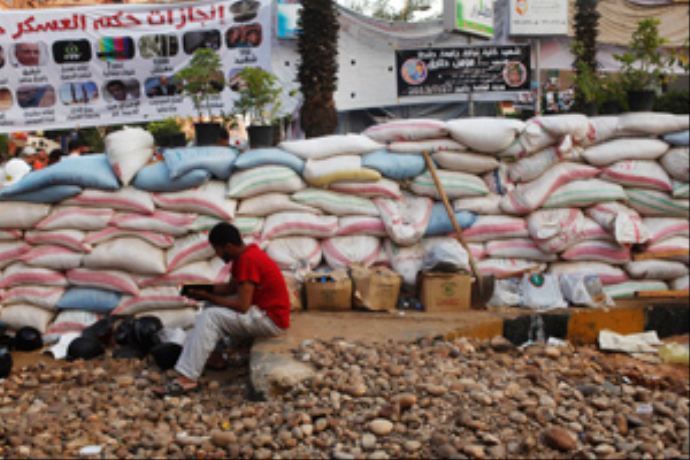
[{"x1": 0, "y1": 0, "x2": 271, "y2": 133}]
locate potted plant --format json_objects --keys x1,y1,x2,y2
[
  {"x1": 177, "y1": 48, "x2": 226, "y2": 146},
  {"x1": 232, "y1": 67, "x2": 286, "y2": 148},
  {"x1": 571, "y1": 41, "x2": 602, "y2": 116},
  {"x1": 148, "y1": 118, "x2": 186, "y2": 148},
  {"x1": 614, "y1": 18, "x2": 673, "y2": 111},
  {"x1": 598, "y1": 74, "x2": 627, "y2": 114}
]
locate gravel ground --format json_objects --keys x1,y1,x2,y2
[{"x1": 0, "y1": 336, "x2": 688, "y2": 459}]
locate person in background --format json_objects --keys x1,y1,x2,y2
[
  {"x1": 67, "y1": 138, "x2": 89, "y2": 157},
  {"x1": 48, "y1": 149, "x2": 63, "y2": 165},
  {"x1": 216, "y1": 128, "x2": 230, "y2": 146}
]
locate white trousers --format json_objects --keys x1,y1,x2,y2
[{"x1": 175, "y1": 305, "x2": 282, "y2": 380}]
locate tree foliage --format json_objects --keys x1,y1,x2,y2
[
  {"x1": 572, "y1": 0, "x2": 600, "y2": 109},
  {"x1": 178, "y1": 48, "x2": 224, "y2": 121},
  {"x1": 349, "y1": 0, "x2": 432, "y2": 22}
]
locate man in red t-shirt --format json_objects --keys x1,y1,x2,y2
[{"x1": 155, "y1": 223, "x2": 290, "y2": 396}]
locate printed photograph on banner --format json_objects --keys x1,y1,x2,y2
[
  {"x1": 103, "y1": 79, "x2": 141, "y2": 102},
  {"x1": 230, "y1": 0, "x2": 260, "y2": 22},
  {"x1": 0, "y1": 88, "x2": 12, "y2": 111},
  {"x1": 59, "y1": 82, "x2": 99, "y2": 105},
  {"x1": 52, "y1": 40, "x2": 92, "y2": 64},
  {"x1": 139, "y1": 34, "x2": 180, "y2": 59},
  {"x1": 226, "y1": 23, "x2": 263, "y2": 48},
  {"x1": 16, "y1": 85, "x2": 56, "y2": 108},
  {"x1": 400, "y1": 58, "x2": 428, "y2": 86},
  {"x1": 503, "y1": 61, "x2": 527, "y2": 88},
  {"x1": 11, "y1": 42, "x2": 49, "y2": 67},
  {"x1": 183, "y1": 30, "x2": 221, "y2": 54},
  {"x1": 96, "y1": 37, "x2": 136, "y2": 61},
  {"x1": 145, "y1": 75, "x2": 183, "y2": 98}
]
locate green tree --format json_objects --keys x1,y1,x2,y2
[
  {"x1": 572, "y1": 0, "x2": 600, "y2": 110},
  {"x1": 177, "y1": 48, "x2": 224, "y2": 121},
  {"x1": 350, "y1": 0, "x2": 432, "y2": 22},
  {"x1": 298, "y1": 0, "x2": 340, "y2": 138}
]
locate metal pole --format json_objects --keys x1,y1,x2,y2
[
  {"x1": 468, "y1": 36, "x2": 474, "y2": 117},
  {"x1": 534, "y1": 38, "x2": 541, "y2": 115}
]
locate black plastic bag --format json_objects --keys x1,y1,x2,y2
[
  {"x1": 0, "y1": 347, "x2": 12, "y2": 378},
  {"x1": 113, "y1": 316, "x2": 163, "y2": 358},
  {"x1": 151, "y1": 342, "x2": 183, "y2": 370},
  {"x1": 14, "y1": 327, "x2": 43, "y2": 351},
  {"x1": 67, "y1": 336, "x2": 105, "y2": 361},
  {"x1": 82, "y1": 317, "x2": 115, "y2": 346}
]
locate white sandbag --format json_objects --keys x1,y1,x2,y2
[
  {"x1": 625, "y1": 260, "x2": 688, "y2": 280},
  {"x1": 292, "y1": 189, "x2": 379, "y2": 216},
  {"x1": 626, "y1": 188, "x2": 689, "y2": 218},
  {"x1": 543, "y1": 179, "x2": 627, "y2": 208},
  {"x1": 322, "y1": 236, "x2": 381, "y2": 269},
  {"x1": 303, "y1": 155, "x2": 381, "y2": 187},
  {"x1": 330, "y1": 178, "x2": 402, "y2": 200},
  {"x1": 20, "y1": 246, "x2": 83, "y2": 270},
  {"x1": 411, "y1": 169, "x2": 489, "y2": 199},
  {"x1": 483, "y1": 165, "x2": 515, "y2": 195},
  {"x1": 659, "y1": 148, "x2": 689, "y2": 182},
  {"x1": 601, "y1": 160, "x2": 672, "y2": 192},
  {"x1": 421, "y1": 237, "x2": 470, "y2": 272},
  {"x1": 478, "y1": 258, "x2": 546, "y2": 279},
  {"x1": 642, "y1": 217, "x2": 690, "y2": 245},
  {"x1": 506, "y1": 118, "x2": 580, "y2": 158},
  {"x1": 559, "y1": 274, "x2": 612, "y2": 308},
  {"x1": 139, "y1": 259, "x2": 230, "y2": 288},
  {"x1": 63, "y1": 188, "x2": 155, "y2": 214},
  {"x1": 616, "y1": 112, "x2": 689, "y2": 136},
  {"x1": 105, "y1": 127, "x2": 155, "y2": 186},
  {"x1": 279, "y1": 134, "x2": 382, "y2": 159},
  {"x1": 85, "y1": 227, "x2": 174, "y2": 249},
  {"x1": 528, "y1": 208, "x2": 584, "y2": 240},
  {"x1": 136, "y1": 308, "x2": 197, "y2": 330},
  {"x1": 487, "y1": 278, "x2": 521, "y2": 308},
  {"x1": 83, "y1": 238, "x2": 167, "y2": 275},
  {"x1": 384, "y1": 240, "x2": 424, "y2": 286},
  {"x1": 585, "y1": 202, "x2": 648, "y2": 245},
  {"x1": 375, "y1": 195, "x2": 433, "y2": 246},
  {"x1": 66, "y1": 268, "x2": 139, "y2": 295},
  {"x1": 2, "y1": 286, "x2": 64, "y2": 310},
  {"x1": 432, "y1": 151, "x2": 499, "y2": 174},
  {"x1": 0, "y1": 263, "x2": 67, "y2": 288},
  {"x1": 265, "y1": 237, "x2": 322, "y2": 270},
  {"x1": 237, "y1": 193, "x2": 321, "y2": 217},
  {"x1": 363, "y1": 119, "x2": 447, "y2": 143},
  {"x1": 262, "y1": 212, "x2": 338, "y2": 240},
  {"x1": 111, "y1": 210, "x2": 197, "y2": 236},
  {"x1": 561, "y1": 241, "x2": 631, "y2": 265},
  {"x1": 0, "y1": 304, "x2": 55, "y2": 333},
  {"x1": 507, "y1": 141, "x2": 583, "y2": 183},
  {"x1": 453, "y1": 194, "x2": 502, "y2": 215},
  {"x1": 25, "y1": 229, "x2": 91, "y2": 253},
  {"x1": 520, "y1": 273, "x2": 567, "y2": 310},
  {"x1": 0, "y1": 241, "x2": 30, "y2": 269},
  {"x1": 672, "y1": 181, "x2": 689, "y2": 199},
  {"x1": 536, "y1": 217, "x2": 610, "y2": 253},
  {"x1": 549, "y1": 262, "x2": 629, "y2": 286},
  {"x1": 0, "y1": 229, "x2": 21, "y2": 240},
  {"x1": 336, "y1": 216, "x2": 387, "y2": 237},
  {"x1": 227, "y1": 166, "x2": 305, "y2": 199},
  {"x1": 671, "y1": 275, "x2": 689, "y2": 291},
  {"x1": 0, "y1": 202, "x2": 51, "y2": 228},
  {"x1": 582, "y1": 138, "x2": 669, "y2": 166},
  {"x1": 499, "y1": 162, "x2": 598, "y2": 215},
  {"x1": 583, "y1": 116, "x2": 620, "y2": 146},
  {"x1": 153, "y1": 181, "x2": 237, "y2": 220},
  {"x1": 37, "y1": 207, "x2": 113, "y2": 231},
  {"x1": 388, "y1": 138, "x2": 465, "y2": 153},
  {"x1": 463, "y1": 215, "x2": 529, "y2": 243},
  {"x1": 46, "y1": 310, "x2": 99, "y2": 335},
  {"x1": 645, "y1": 236, "x2": 689, "y2": 263},
  {"x1": 166, "y1": 234, "x2": 214, "y2": 272},
  {"x1": 535, "y1": 114, "x2": 592, "y2": 143},
  {"x1": 485, "y1": 238, "x2": 556, "y2": 262},
  {"x1": 604, "y1": 280, "x2": 668, "y2": 299},
  {"x1": 112, "y1": 287, "x2": 198, "y2": 316},
  {"x1": 234, "y1": 217, "x2": 264, "y2": 239},
  {"x1": 446, "y1": 118, "x2": 524, "y2": 153},
  {"x1": 469, "y1": 243, "x2": 487, "y2": 260}
]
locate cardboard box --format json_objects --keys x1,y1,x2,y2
[
  {"x1": 420, "y1": 272, "x2": 472, "y2": 312},
  {"x1": 305, "y1": 270, "x2": 352, "y2": 311},
  {"x1": 351, "y1": 265, "x2": 402, "y2": 311},
  {"x1": 283, "y1": 273, "x2": 303, "y2": 311}
]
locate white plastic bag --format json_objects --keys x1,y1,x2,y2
[
  {"x1": 559, "y1": 274, "x2": 612, "y2": 307},
  {"x1": 105, "y1": 127, "x2": 155, "y2": 186},
  {"x1": 421, "y1": 237, "x2": 470, "y2": 272},
  {"x1": 520, "y1": 273, "x2": 567, "y2": 310},
  {"x1": 487, "y1": 278, "x2": 521, "y2": 307},
  {"x1": 385, "y1": 240, "x2": 424, "y2": 286}
]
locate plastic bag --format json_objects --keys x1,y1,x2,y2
[
  {"x1": 559, "y1": 274, "x2": 613, "y2": 308},
  {"x1": 520, "y1": 273, "x2": 567, "y2": 310},
  {"x1": 421, "y1": 237, "x2": 469, "y2": 272}
]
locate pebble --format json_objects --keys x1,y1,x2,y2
[
  {"x1": 463, "y1": 444, "x2": 486, "y2": 458},
  {"x1": 369, "y1": 419, "x2": 393, "y2": 436},
  {"x1": 210, "y1": 430, "x2": 236, "y2": 447},
  {"x1": 361, "y1": 433, "x2": 377, "y2": 450},
  {"x1": 403, "y1": 440, "x2": 421, "y2": 452},
  {"x1": 542, "y1": 426, "x2": 578, "y2": 452}
]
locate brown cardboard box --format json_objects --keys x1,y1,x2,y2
[
  {"x1": 305, "y1": 270, "x2": 352, "y2": 311},
  {"x1": 420, "y1": 272, "x2": 472, "y2": 312},
  {"x1": 283, "y1": 273, "x2": 303, "y2": 311},
  {"x1": 351, "y1": 265, "x2": 402, "y2": 311}
]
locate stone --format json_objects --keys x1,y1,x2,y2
[
  {"x1": 436, "y1": 444, "x2": 460, "y2": 459},
  {"x1": 594, "y1": 444, "x2": 616, "y2": 456},
  {"x1": 403, "y1": 440, "x2": 421, "y2": 452},
  {"x1": 614, "y1": 414, "x2": 628, "y2": 435},
  {"x1": 463, "y1": 444, "x2": 486, "y2": 458},
  {"x1": 210, "y1": 431, "x2": 237, "y2": 447},
  {"x1": 361, "y1": 433, "x2": 377, "y2": 451},
  {"x1": 542, "y1": 426, "x2": 578, "y2": 452},
  {"x1": 314, "y1": 418, "x2": 329, "y2": 432},
  {"x1": 544, "y1": 347, "x2": 561, "y2": 359},
  {"x1": 395, "y1": 393, "x2": 417, "y2": 410},
  {"x1": 115, "y1": 375, "x2": 134, "y2": 387},
  {"x1": 369, "y1": 419, "x2": 393, "y2": 436},
  {"x1": 490, "y1": 336, "x2": 513, "y2": 352}
]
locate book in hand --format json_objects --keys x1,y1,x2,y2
[{"x1": 180, "y1": 284, "x2": 214, "y2": 300}]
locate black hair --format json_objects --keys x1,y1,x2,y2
[
  {"x1": 67, "y1": 138, "x2": 84, "y2": 152},
  {"x1": 208, "y1": 222, "x2": 243, "y2": 247},
  {"x1": 48, "y1": 149, "x2": 63, "y2": 165}
]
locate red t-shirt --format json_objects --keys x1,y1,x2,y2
[{"x1": 232, "y1": 244, "x2": 290, "y2": 329}]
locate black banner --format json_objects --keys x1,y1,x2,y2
[{"x1": 396, "y1": 45, "x2": 531, "y2": 97}]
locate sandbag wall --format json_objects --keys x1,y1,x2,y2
[{"x1": 0, "y1": 114, "x2": 688, "y2": 335}]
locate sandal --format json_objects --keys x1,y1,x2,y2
[{"x1": 152, "y1": 379, "x2": 199, "y2": 397}]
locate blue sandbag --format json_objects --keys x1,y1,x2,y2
[
  {"x1": 663, "y1": 130, "x2": 689, "y2": 147},
  {"x1": 362, "y1": 150, "x2": 426, "y2": 180},
  {"x1": 234, "y1": 148, "x2": 305, "y2": 174},
  {"x1": 56, "y1": 287, "x2": 122, "y2": 314},
  {"x1": 0, "y1": 154, "x2": 119, "y2": 197},
  {"x1": 424, "y1": 203, "x2": 477, "y2": 236},
  {"x1": 163, "y1": 146, "x2": 238, "y2": 180},
  {"x1": 0, "y1": 185, "x2": 82, "y2": 203},
  {"x1": 132, "y1": 161, "x2": 210, "y2": 192}
]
